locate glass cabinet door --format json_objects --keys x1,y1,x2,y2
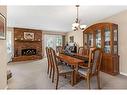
[
  {"x1": 104, "y1": 27, "x2": 111, "y2": 53},
  {"x1": 88, "y1": 33, "x2": 93, "y2": 48},
  {"x1": 96, "y1": 29, "x2": 101, "y2": 48},
  {"x1": 84, "y1": 33, "x2": 87, "y2": 48},
  {"x1": 113, "y1": 29, "x2": 118, "y2": 54}
]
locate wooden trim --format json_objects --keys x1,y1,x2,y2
[{"x1": 120, "y1": 72, "x2": 127, "y2": 76}]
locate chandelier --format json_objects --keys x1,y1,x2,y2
[{"x1": 72, "y1": 5, "x2": 87, "y2": 31}]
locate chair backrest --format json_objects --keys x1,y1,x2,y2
[
  {"x1": 88, "y1": 48, "x2": 102, "y2": 75},
  {"x1": 46, "y1": 47, "x2": 53, "y2": 67},
  {"x1": 56, "y1": 46, "x2": 63, "y2": 54},
  {"x1": 88, "y1": 47, "x2": 96, "y2": 60},
  {"x1": 50, "y1": 48, "x2": 59, "y2": 73},
  {"x1": 84, "y1": 48, "x2": 89, "y2": 56},
  {"x1": 78, "y1": 47, "x2": 84, "y2": 55},
  {"x1": 46, "y1": 47, "x2": 50, "y2": 63}
]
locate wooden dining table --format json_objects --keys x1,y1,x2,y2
[{"x1": 57, "y1": 53, "x2": 88, "y2": 86}]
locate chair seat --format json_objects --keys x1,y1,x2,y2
[
  {"x1": 78, "y1": 67, "x2": 88, "y2": 76},
  {"x1": 58, "y1": 65, "x2": 73, "y2": 74},
  {"x1": 57, "y1": 61, "x2": 63, "y2": 65}
]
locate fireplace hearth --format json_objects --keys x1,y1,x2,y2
[{"x1": 22, "y1": 49, "x2": 36, "y2": 56}]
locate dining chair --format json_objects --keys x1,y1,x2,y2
[
  {"x1": 77, "y1": 48, "x2": 102, "y2": 89},
  {"x1": 78, "y1": 47, "x2": 95, "y2": 67},
  {"x1": 56, "y1": 46, "x2": 63, "y2": 54},
  {"x1": 50, "y1": 48, "x2": 74, "y2": 89},
  {"x1": 89, "y1": 47, "x2": 96, "y2": 61},
  {"x1": 78, "y1": 47, "x2": 84, "y2": 55},
  {"x1": 46, "y1": 47, "x2": 50, "y2": 74},
  {"x1": 46, "y1": 47, "x2": 53, "y2": 79}
]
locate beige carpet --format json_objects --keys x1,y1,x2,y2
[{"x1": 7, "y1": 58, "x2": 127, "y2": 89}]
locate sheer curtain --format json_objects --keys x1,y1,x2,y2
[{"x1": 44, "y1": 34, "x2": 62, "y2": 56}]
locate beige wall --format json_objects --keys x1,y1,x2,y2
[
  {"x1": 66, "y1": 30, "x2": 83, "y2": 47},
  {"x1": 0, "y1": 6, "x2": 7, "y2": 89},
  {"x1": 96, "y1": 10, "x2": 127, "y2": 75}
]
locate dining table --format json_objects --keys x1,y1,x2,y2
[{"x1": 57, "y1": 53, "x2": 89, "y2": 86}]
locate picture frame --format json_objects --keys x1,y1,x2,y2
[
  {"x1": 24, "y1": 32, "x2": 34, "y2": 40},
  {"x1": 69, "y1": 36, "x2": 74, "y2": 43},
  {"x1": 0, "y1": 13, "x2": 6, "y2": 40}
]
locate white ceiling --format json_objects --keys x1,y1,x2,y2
[{"x1": 7, "y1": 6, "x2": 127, "y2": 32}]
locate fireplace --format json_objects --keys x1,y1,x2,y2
[{"x1": 22, "y1": 49, "x2": 36, "y2": 56}]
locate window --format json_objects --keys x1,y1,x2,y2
[
  {"x1": 56, "y1": 35, "x2": 62, "y2": 46},
  {"x1": 44, "y1": 34, "x2": 63, "y2": 56}
]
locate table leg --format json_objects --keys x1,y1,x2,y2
[
  {"x1": 71, "y1": 70, "x2": 74, "y2": 86},
  {"x1": 74, "y1": 64, "x2": 79, "y2": 85}
]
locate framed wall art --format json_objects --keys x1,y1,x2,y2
[
  {"x1": 0, "y1": 13, "x2": 6, "y2": 40},
  {"x1": 24, "y1": 32, "x2": 34, "y2": 40},
  {"x1": 69, "y1": 36, "x2": 74, "y2": 43}
]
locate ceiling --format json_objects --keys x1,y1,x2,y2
[{"x1": 7, "y1": 6, "x2": 127, "y2": 32}]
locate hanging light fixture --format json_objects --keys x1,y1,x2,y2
[{"x1": 72, "y1": 5, "x2": 87, "y2": 31}]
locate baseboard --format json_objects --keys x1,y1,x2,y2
[
  {"x1": 4, "y1": 85, "x2": 8, "y2": 89},
  {"x1": 120, "y1": 72, "x2": 127, "y2": 76}
]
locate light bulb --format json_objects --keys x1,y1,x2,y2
[{"x1": 80, "y1": 25, "x2": 87, "y2": 30}]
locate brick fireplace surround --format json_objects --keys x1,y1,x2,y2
[{"x1": 12, "y1": 28, "x2": 43, "y2": 62}]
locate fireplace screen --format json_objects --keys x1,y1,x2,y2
[{"x1": 22, "y1": 49, "x2": 36, "y2": 56}]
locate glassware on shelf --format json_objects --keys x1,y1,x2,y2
[
  {"x1": 104, "y1": 27, "x2": 111, "y2": 53},
  {"x1": 104, "y1": 46, "x2": 110, "y2": 53},
  {"x1": 88, "y1": 33, "x2": 93, "y2": 47},
  {"x1": 114, "y1": 45, "x2": 117, "y2": 54},
  {"x1": 96, "y1": 30, "x2": 101, "y2": 48}
]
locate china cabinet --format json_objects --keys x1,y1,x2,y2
[{"x1": 83, "y1": 23, "x2": 119, "y2": 75}]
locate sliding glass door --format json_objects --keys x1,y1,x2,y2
[{"x1": 44, "y1": 34, "x2": 62, "y2": 56}]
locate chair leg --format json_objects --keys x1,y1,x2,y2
[
  {"x1": 49, "y1": 66, "x2": 52, "y2": 78},
  {"x1": 71, "y1": 71, "x2": 74, "y2": 86},
  {"x1": 87, "y1": 76, "x2": 91, "y2": 89},
  {"x1": 47, "y1": 63, "x2": 49, "y2": 74},
  {"x1": 52, "y1": 68, "x2": 55, "y2": 83},
  {"x1": 56, "y1": 73, "x2": 59, "y2": 89},
  {"x1": 97, "y1": 74, "x2": 101, "y2": 89}
]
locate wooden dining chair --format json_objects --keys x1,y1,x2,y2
[
  {"x1": 50, "y1": 48, "x2": 74, "y2": 89},
  {"x1": 46, "y1": 47, "x2": 53, "y2": 79},
  {"x1": 88, "y1": 47, "x2": 96, "y2": 61},
  {"x1": 56, "y1": 46, "x2": 63, "y2": 54},
  {"x1": 77, "y1": 48, "x2": 102, "y2": 89},
  {"x1": 78, "y1": 47, "x2": 84, "y2": 55},
  {"x1": 78, "y1": 47, "x2": 89, "y2": 57},
  {"x1": 46, "y1": 47, "x2": 50, "y2": 74}
]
